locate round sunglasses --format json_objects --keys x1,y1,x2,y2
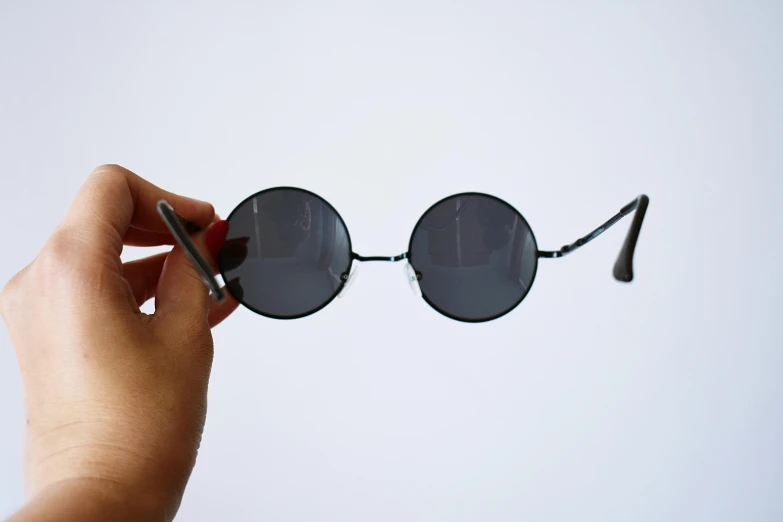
[{"x1": 158, "y1": 188, "x2": 649, "y2": 322}]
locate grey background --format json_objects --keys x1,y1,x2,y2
[{"x1": 1, "y1": 1, "x2": 781, "y2": 520}]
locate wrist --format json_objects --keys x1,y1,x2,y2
[
  {"x1": 23, "y1": 418, "x2": 198, "y2": 521},
  {"x1": 9, "y1": 477, "x2": 181, "y2": 522}
]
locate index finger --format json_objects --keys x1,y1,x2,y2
[{"x1": 62, "y1": 164, "x2": 214, "y2": 253}]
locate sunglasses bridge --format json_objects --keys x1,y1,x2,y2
[
  {"x1": 351, "y1": 253, "x2": 407, "y2": 263},
  {"x1": 337, "y1": 252, "x2": 421, "y2": 299}
]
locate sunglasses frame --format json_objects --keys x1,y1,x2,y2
[{"x1": 158, "y1": 189, "x2": 649, "y2": 323}]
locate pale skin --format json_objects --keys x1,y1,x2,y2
[{"x1": 1, "y1": 165, "x2": 239, "y2": 521}]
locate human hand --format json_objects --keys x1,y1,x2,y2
[{"x1": 1, "y1": 165, "x2": 237, "y2": 521}]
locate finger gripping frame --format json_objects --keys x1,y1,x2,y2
[{"x1": 157, "y1": 200, "x2": 225, "y2": 301}]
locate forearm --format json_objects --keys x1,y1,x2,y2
[{"x1": 7, "y1": 478, "x2": 180, "y2": 522}]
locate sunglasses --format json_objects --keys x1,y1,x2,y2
[{"x1": 158, "y1": 189, "x2": 649, "y2": 323}]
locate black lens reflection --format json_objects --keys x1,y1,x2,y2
[
  {"x1": 409, "y1": 194, "x2": 538, "y2": 321},
  {"x1": 218, "y1": 188, "x2": 352, "y2": 318}
]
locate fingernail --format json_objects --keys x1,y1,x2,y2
[
  {"x1": 226, "y1": 278, "x2": 244, "y2": 301},
  {"x1": 205, "y1": 220, "x2": 229, "y2": 259}
]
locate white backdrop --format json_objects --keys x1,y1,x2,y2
[{"x1": 1, "y1": 1, "x2": 781, "y2": 521}]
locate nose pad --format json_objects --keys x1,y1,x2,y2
[
  {"x1": 404, "y1": 262, "x2": 422, "y2": 297},
  {"x1": 337, "y1": 263, "x2": 360, "y2": 299}
]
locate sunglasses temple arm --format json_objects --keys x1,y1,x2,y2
[
  {"x1": 537, "y1": 195, "x2": 650, "y2": 282},
  {"x1": 156, "y1": 200, "x2": 226, "y2": 301}
]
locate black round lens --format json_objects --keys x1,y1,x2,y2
[
  {"x1": 218, "y1": 187, "x2": 353, "y2": 319},
  {"x1": 408, "y1": 193, "x2": 538, "y2": 322}
]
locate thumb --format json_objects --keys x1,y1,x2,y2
[{"x1": 155, "y1": 219, "x2": 229, "y2": 324}]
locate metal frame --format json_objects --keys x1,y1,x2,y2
[{"x1": 157, "y1": 189, "x2": 650, "y2": 322}]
